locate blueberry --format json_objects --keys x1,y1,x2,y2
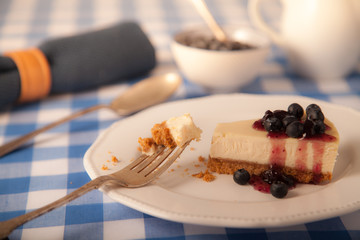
[
  {"x1": 270, "y1": 181, "x2": 288, "y2": 198},
  {"x1": 273, "y1": 110, "x2": 289, "y2": 121},
  {"x1": 280, "y1": 174, "x2": 296, "y2": 188},
  {"x1": 304, "y1": 119, "x2": 326, "y2": 137},
  {"x1": 313, "y1": 119, "x2": 326, "y2": 134},
  {"x1": 285, "y1": 121, "x2": 304, "y2": 138},
  {"x1": 261, "y1": 110, "x2": 273, "y2": 124},
  {"x1": 307, "y1": 109, "x2": 324, "y2": 121},
  {"x1": 264, "y1": 116, "x2": 283, "y2": 132},
  {"x1": 189, "y1": 39, "x2": 208, "y2": 49},
  {"x1": 288, "y1": 103, "x2": 304, "y2": 119},
  {"x1": 209, "y1": 41, "x2": 221, "y2": 50},
  {"x1": 282, "y1": 115, "x2": 298, "y2": 127},
  {"x1": 261, "y1": 168, "x2": 281, "y2": 184},
  {"x1": 306, "y1": 104, "x2": 321, "y2": 115},
  {"x1": 304, "y1": 119, "x2": 316, "y2": 137},
  {"x1": 233, "y1": 168, "x2": 250, "y2": 185}
]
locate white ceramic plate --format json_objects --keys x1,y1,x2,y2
[{"x1": 83, "y1": 94, "x2": 360, "y2": 228}]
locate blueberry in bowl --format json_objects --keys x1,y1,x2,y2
[{"x1": 171, "y1": 25, "x2": 270, "y2": 93}]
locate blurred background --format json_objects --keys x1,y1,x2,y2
[{"x1": 1, "y1": 0, "x2": 359, "y2": 109}]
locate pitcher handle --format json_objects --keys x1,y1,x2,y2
[{"x1": 248, "y1": 0, "x2": 284, "y2": 46}]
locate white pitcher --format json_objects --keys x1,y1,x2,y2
[{"x1": 248, "y1": 0, "x2": 360, "y2": 80}]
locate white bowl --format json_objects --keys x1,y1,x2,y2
[{"x1": 171, "y1": 25, "x2": 270, "y2": 92}]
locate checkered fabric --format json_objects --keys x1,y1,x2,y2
[{"x1": 1, "y1": 0, "x2": 360, "y2": 239}]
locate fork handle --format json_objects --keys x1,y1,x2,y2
[
  {"x1": 0, "y1": 175, "x2": 112, "y2": 239},
  {"x1": 0, "y1": 104, "x2": 107, "y2": 158}
]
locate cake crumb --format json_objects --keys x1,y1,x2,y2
[
  {"x1": 190, "y1": 147, "x2": 195, "y2": 151},
  {"x1": 192, "y1": 171, "x2": 204, "y2": 178},
  {"x1": 101, "y1": 164, "x2": 109, "y2": 170},
  {"x1": 203, "y1": 170, "x2": 216, "y2": 182},
  {"x1": 111, "y1": 155, "x2": 119, "y2": 163},
  {"x1": 198, "y1": 156, "x2": 205, "y2": 163},
  {"x1": 192, "y1": 170, "x2": 216, "y2": 182}
]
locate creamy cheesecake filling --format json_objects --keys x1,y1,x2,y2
[
  {"x1": 165, "y1": 113, "x2": 202, "y2": 147},
  {"x1": 209, "y1": 119, "x2": 339, "y2": 183},
  {"x1": 139, "y1": 113, "x2": 202, "y2": 155}
]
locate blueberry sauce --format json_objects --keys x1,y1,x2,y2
[
  {"x1": 248, "y1": 169, "x2": 297, "y2": 195},
  {"x1": 269, "y1": 139, "x2": 287, "y2": 167},
  {"x1": 249, "y1": 175, "x2": 271, "y2": 193},
  {"x1": 305, "y1": 132, "x2": 336, "y2": 142},
  {"x1": 253, "y1": 119, "x2": 335, "y2": 141},
  {"x1": 252, "y1": 119, "x2": 264, "y2": 131},
  {"x1": 295, "y1": 140, "x2": 308, "y2": 171}
]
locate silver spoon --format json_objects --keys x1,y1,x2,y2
[
  {"x1": 0, "y1": 73, "x2": 182, "y2": 157},
  {"x1": 190, "y1": 0, "x2": 228, "y2": 42}
]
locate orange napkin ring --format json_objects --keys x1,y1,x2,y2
[{"x1": 4, "y1": 48, "x2": 51, "y2": 103}]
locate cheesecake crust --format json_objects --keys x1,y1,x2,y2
[
  {"x1": 208, "y1": 156, "x2": 332, "y2": 184},
  {"x1": 151, "y1": 121, "x2": 176, "y2": 148},
  {"x1": 138, "y1": 137, "x2": 157, "y2": 152}
]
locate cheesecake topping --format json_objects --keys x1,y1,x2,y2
[{"x1": 253, "y1": 103, "x2": 336, "y2": 141}]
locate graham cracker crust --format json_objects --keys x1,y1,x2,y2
[
  {"x1": 207, "y1": 156, "x2": 332, "y2": 184},
  {"x1": 138, "y1": 137, "x2": 156, "y2": 153},
  {"x1": 138, "y1": 121, "x2": 176, "y2": 153},
  {"x1": 151, "y1": 121, "x2": 176, "y2": 148}
]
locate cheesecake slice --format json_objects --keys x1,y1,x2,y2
[
  {"x1": 208, "y1": 103, "x2": 339, "y2": 184},
  {"x1": 139, "y1": 113, "x2": 202, "y2": 155}
]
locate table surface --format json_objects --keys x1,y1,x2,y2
[{"x1": 1, "y1": 0, "x2": 360, "y2": 239}]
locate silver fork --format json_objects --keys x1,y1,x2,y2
[{"x1": 0, "y1": 141, "x2": 190, "y2": 239}]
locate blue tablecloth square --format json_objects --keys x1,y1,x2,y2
[
  {"x1": 5, "y1": 123, "x2": 37, "y2": 136},
  {"x1": 103, "y1": 202, "x2": 144, "y2": 221},
  {"x1": 29, "y1": 175, "x2": 67, "y2": 191},
  {"x1": 24, "y1": 207, "x2": 66, "y2": 228},
  {"x1": 226, "y1": 227, "x2": 267, "y2": 240},
  {"x1": 305, "y1": 217, "x2": 352, "y2": 239},
  {"x1": 0, "y1": 209, "x2": 26, "y2": 223},
  {"x1": 70, "y1": 120, "x2": 100, "y2": 133},
  {"x1": 71, "y1": 98, "x2": 100, "y2": 110},
  {"x1": 0, "y1": 148, "x2": 34, "y2": 163},
  {"x1": 0, "y1": 176, "x2": 30, "y2": 194},
  {"x1": 64, "y1": 222, "x2": 103, "y2": 240},
  {"x1": 0, "y1": 192, "x2": 28, "y2": 212},
  {"x1": 67, "y1": 172, "x2": 91, "y2": 189},
  {"x1": 65, "y1": 203, "x2": 103, "y2": 225},
  {"x1": 144, "y1": 216, "x2": 185, "y2": 239},
  {"x1": 68, "y1": 144, "x2": 92, "y2": 159}
]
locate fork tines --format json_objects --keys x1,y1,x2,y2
[{"x1": 130, "y1": 141, "x2": 190, "y2": 178}]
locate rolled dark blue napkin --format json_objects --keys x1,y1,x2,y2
[{"x1": 0, "y1": 21, "x2": 156, "y2": 108}]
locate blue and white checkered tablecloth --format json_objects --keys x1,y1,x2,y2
[{"x1": 1, "y1": 0, "x2": 360, "y2": 239}]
